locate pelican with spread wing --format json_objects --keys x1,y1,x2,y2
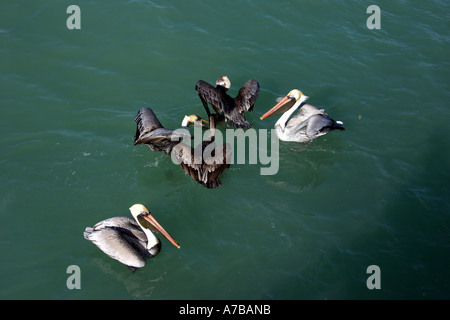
[
  {"x1": 195, "y1": 75, "x2": 259, "y2": 129},
  {"x1": 134, "y1": 108, "x2": 231, "y2": 188}
]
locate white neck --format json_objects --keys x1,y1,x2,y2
[
  {"x1": 275, "y1": 97, "x2": 306, "y2": 131},
  {"x1": 143, "y1": 228, "x2": 159, "y2": 249},
  {"x1": 134, "y1": 215, "x2": 159, "y2": 249},
  {"x1": 181, "y1": 116, "x2": 190, "y2": 127}
]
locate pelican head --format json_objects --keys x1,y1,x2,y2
[
  {"x1": 129, "y1": 204, "x2": 180, "y2": 249},
  {"x1": 260, "y1": 89, "x2": 309, "y2": 120},
  {"x1": 286, "y1": 89, "x2": 308, "y2": 102},
  {"x1": 181, "y1": 114, "x2": 209, "y2": 127},
  {"x1": 216, "y1": 75, "x2": 231, "y2": 89}
]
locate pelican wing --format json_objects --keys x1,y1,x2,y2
[
  {"x1": 195, "y1": 80, "x2": 225, "y2": 114},
  {"x1": 134, "y1": 108, "x2": 164, "y2": 139},
  {"x1": 134, "y1": 127, "x2": 175, "y2": 144},
  {"x1": 134, "y1": 107, "x2": 165, "y2": 143},
  {"x1": 224, "y1": 109, "x2": 252, "y2": 129},
  {"x1": 285, "y1": 104, "x2": 324, "y2": 133},
  {"x1": 234, "y1": 79, "x2": 260, "y2": 113},
  {"x1": 84, "y1": 217, "x2": 149, "y2": 269},
  {"x1": 305, "y1": 114, "x2": 333, "y2": 138},
  {"x1": 134, "y1": 107, "x2": 191, "y2": 154},
  {"x1": 172, "y1": 142, "x2": 203, "y2": 184},
  {"x1": 171, "y1": 140, "x2": 231, "y2": 188},
  {"x1": 305, "y1": 114, "x2": 345, "y2": 138},
  {"x1": 201, "y1": 142, "x2": 232, "y2": 188}
]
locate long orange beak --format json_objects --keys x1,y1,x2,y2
[
  {"x1": 260, "y1": 96, "x2": 293, "y2": 120},
  {"x1": 140, "y1": 212, "x2": 180, "y2": 248}
]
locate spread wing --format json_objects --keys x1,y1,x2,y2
[
  {"x1": 195, "y1": 80, "x2": 225, "y2": 114},
  {"x1": 134, "y1": 127, "x2": 178, "y2": 145},
  {"x1": 224, "y1": 110, "x2": 252, "y2": 129},
  {"x1": 133, "y1": 107, "x2": 191, "y2": 154},
  {"x1": 134, "y1": 107, "x2": 164, "y2": 141},
  {"x1": 234, "y1": 79, "x2": 260, "y2": 113},
  {"x1": 201, "y1": 142, "x2": 232, "y2": 188},
  {"x1": 171, "y1": 140, "x2": 231, "y2": 188}
]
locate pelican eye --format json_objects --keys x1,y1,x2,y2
[{"x1": 137, "y1": 213, "x2": 152, "y2": 229}]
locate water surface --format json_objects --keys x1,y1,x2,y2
[{"x1": 1, "y1": 0, "x2": 449, "y2": 299}]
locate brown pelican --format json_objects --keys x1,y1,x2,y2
[
  {"x1": 181, "y1": 114, "x2": 209, "y2": 128},
  {"x1": 260, "y1": 89, "x2": 345, "y2": 142},
  {"x1": 173, "y1": 114, "x2": 232, "y2": 189},
  {"x1": 195, "y1": 75, "x2": 260, "y2": 129},
  {"x1": 134, "y1": 107, "x2": 231, "y2": 188},
  {"x1": 83, "y1": 204, "x2": 180, "y2": 272}
]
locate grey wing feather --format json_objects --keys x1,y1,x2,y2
[
  {"x1": 90, "y1": 216, "x2": 134, "y2": 229},
  {"x1": 225, "y1": 111, "x2": 252, "y2": 129},
  {"x1": 171, "y1": 142, "x2": 204, "y2": 183},
  {"x1": 134, "y1": 127, "x2": 177, "y2": 145},
  {"x1": 133, "y1": 107, "x2": 191, "y2": 154},
  {"x1": 285, "y1": 104, "x2": 324, "y2": 133},
  {"x1": 171, "y1": 140, "x2": 231, "y2": 188},
  {"x1": 234, "y1": 79, "x2": 259, "y2": 113},
  {"x1": 305, "y1": 115, "x2": 334, "y2": 138},
  {"x1": 195, "y1": 80, "x2": 224, "y2": 114},
  {"x1": 172, "y1": 141, "x2": 203, "y2": 169},
  {"x1": 134, "y1": 108, "x2": 164, "y2": 141},
  {"x1": 305, "y1": 114, "x2": 345, "y2": 138},
  {"x1": 201, "y1": 142, "x2": 232, "y2": 188},
  {"x1": 85, "y1": 228, "x2": 147, "y2": 268},
  {"x1": 84, "y1": 217, "x2": 149, "y2": 269},
  {"x1": 85, "y1": 216, "x2": 148, "y2": 244}
]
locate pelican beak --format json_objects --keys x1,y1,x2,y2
[
  {"x1": 183, "y1": 115, "x2": 210, "y2": 127},
  {"x1": 199, "y1": 117, "x2": 209, "y2": 127},
  {"x1": 260, "y1": 95, "x2": 294, "y2": 120},
  {"x1": 139, "y1": 212, "x2": 180, "y2": 248}
]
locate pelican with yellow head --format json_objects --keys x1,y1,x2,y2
[
  {"x1": 261, "y1": 89, "x2": 344, "y2": 143},
  {"x1": 84, "y1": 204, "x2": 180, "y2": 271}
]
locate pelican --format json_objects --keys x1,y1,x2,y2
[
  {"x1": 181, "y1": 114, "x2": 209, "y2": 128},
  {"x1": 83, "y1": 204, "x2": 180, "y2": 272},
  {"x1": 195, "y1": 75, "x2": 260, "y2": 129},
  {"x1": 134, "y1": 107, "x2": 231, "y2": 188},
  {"x1": 173, "y1": 113, "x2": 232, "y2": 189},
  {"x1": 260, "y1": 89, "x2": 345, "y2": 142}
]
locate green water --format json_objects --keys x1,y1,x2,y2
[{"x1": 1, "y1": 0, "x2": 449, "y2": 299}]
